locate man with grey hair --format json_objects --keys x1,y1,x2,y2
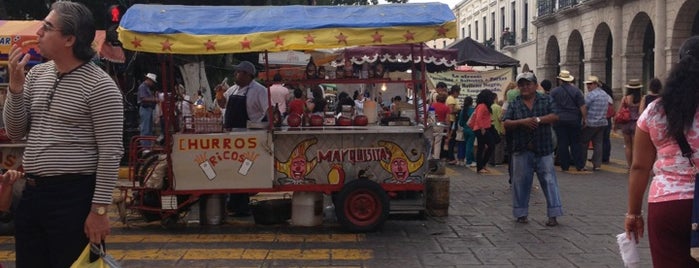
[
  {"x1": 5, "y1": 2, "x2": 124, "y2": 266},
  {"x1": 503, "y1": 72, "x2": 563, "y2": 227}
]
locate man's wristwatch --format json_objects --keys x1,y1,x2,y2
[
  {"x1": 535, "y1": 117, "x2": 541, "y2": 124},
  {"x1": 92, "y1": 206, "x2": 107, "y2": 216}
]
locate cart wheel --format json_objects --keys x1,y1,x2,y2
[{"x1": 334, "y1": 179, "x2": 389, "y2": 232}]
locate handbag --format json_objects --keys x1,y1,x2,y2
[
  {"x1": 455, "y1": 124, "x2": 465, "y2": 141},
  {"x1": 674, "y1": 131, "x2": 699, "y2": 261},
  {"x1": 71, "y1": 244, "x2": 121, "y2": 268},
  {"x1": 614, "y1": 104, "x2": 631, "y2": 124}
]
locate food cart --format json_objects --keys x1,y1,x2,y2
[{"x1": 117, "y1": 3, "x2": 457, "y2": 231}]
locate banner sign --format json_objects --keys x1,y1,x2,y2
[{"x1": 427, "y1": 68, "x2": 513, "y2": 101}]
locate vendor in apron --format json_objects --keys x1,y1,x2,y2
[{"x1": 215, "y1": 61, "x2": 269, "y2": 216}]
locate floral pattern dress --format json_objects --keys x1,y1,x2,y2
[{"x1": 637, "y1": 101, "x2": 698, "y2": 203}]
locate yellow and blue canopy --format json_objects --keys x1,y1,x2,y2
[{"x1": 118, "y1": 3, "x2": 456, "y2": 54}]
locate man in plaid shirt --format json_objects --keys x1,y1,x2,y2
[
  {"x1": 580, "y1": 76, "x2": 610, "y2": 171},
  {"x1": 503, "y1": 72, "x2": 563, "y2": 227}
]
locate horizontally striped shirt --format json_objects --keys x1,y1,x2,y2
[{"x1": 3, "y1": 61, "x2": 124, "y2": 205}]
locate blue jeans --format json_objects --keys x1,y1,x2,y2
[
  {"x1": 457, "y1": 132, "x2": 476, "y2": 164},
  {"x1": 139, "y1": 106, "x2": 154, "y2": 147},
  {"x1": 511, "y1": 152, "x2": 563, "y2": 218},
  {"x1": 554, "y1": 120, "x2": 583, "y2": 170}
]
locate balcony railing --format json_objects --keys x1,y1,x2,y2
[
  {"x1": 538, "y1": 0, "x2": 555, "y2": 17},
  {"x1": 559, "y1": 0, "x2": 579, "y2": 9}
]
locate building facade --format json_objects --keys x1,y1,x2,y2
[
  {"x1": 534, "y1": 0, "x2": 699, "y2": 96},
  {"x1": 452, "y1": 0, "x2": 538, "y2": 73}
]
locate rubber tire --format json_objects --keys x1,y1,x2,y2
[{"x1": 334, "y1": 179, "x2": 390, "y2": 232}]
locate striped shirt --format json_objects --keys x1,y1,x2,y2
[
  {"x1": 3, "y1": 61, "x2": 124, "y2": 205},
  {"x1": 584, "y1": 88, "x2": 609, "y2": 127}
]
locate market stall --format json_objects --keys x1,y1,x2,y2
[{"x1": 117, "y1": 3, "x2": 456, "y2": 231}]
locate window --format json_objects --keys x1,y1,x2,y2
[
  {"x1": 475, "y1": 21, "x2": 479, "y2": 40},
  {"x1": 523, "y1": 0, "x2": 529, "y2": 42},
  {"x1": 483, "y1": 16, "x2": 487, "y2": 41},
  {"x1": 468, "y1": 24, "x2": 472, "y2": 38},
  {"x1": 461, "y1": 27, "x2": 465, "y2": 38},
  {"x1": 501, "y1": 7, "x2": 506, "y2": 32},
  {"x1": 491, "y1": 12, "x2": 496, "y2": 40},
  {"x1": 511, "y1": 1, "x2": 516, "y2": 34}
]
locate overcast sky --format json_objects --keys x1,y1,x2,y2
[{"x1": 379, "y1": 0, "x2": 461, "y2": 9}]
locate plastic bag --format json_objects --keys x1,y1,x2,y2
[{"x1": 70, "y1": 244, "x2": 120, "y2": 268}]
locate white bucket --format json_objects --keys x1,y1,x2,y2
[
  {"x1": 204, "y1": 194, "x2": 224, "y2": 225},
  {"x1": 291, "y1": 191, "x2": 323, "y2": 226}
]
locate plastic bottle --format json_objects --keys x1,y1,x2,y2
[
  {"x1": 428, "y1": 106, "x2": 436, "y2": 125},
  {"x1": 272, "y1": 103, "x2": 282, "y2": 127}
]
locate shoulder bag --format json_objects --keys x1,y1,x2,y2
[
  {"x1": 675, "y1": 131, "x2": 699, "y2": 262},
  {"x1": 615, "y1": 99, "x2": 631, "y2": 124}
]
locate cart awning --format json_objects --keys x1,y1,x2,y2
[
  {"x1": 333, "y1": 43, "x2": 458, "y2": 72},
  {"x1": 118, "y1": 3, "x2": 457, "y2": 54}
]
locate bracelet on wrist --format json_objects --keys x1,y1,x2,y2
[{"x1": 625, "y1": 212, "x2": 643, "y2": 220}]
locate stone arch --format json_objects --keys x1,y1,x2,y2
[
  {"x1": 541, "y1": 36, "x2": 560, "y2": 83},
  {"x1": 589, "y1": 23, "x2": 613, "y2": 87},
  {"x1": 625, "y1": 12, "x2": 654, "y2": 86},
  {"x1": 564, "y1": 30, "x2": 584, "y2": 88},
  {"x1": 670, "y1": 0, "x2": 699, "y2": 64}
]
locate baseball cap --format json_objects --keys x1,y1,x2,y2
[
  {"x1": 233, "y1": 61, "x2": 256, "y2": 75},
  {"x1": 516, "y1": 72, "x2": 537, "y2": 83}
]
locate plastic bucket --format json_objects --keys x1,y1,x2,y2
[{"x1": 291, "y1": 192, "x2": 323, "y2": 226}]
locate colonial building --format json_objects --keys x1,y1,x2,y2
[
  {"x1": 534, "y1": 0, "x2": 699, "y2": 96},
  {"x1": 451, "y1": 0, "x2": 538, "y2": 73}
]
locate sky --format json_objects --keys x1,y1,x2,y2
[{"x1": 379, "y1": 0, "x2": 461, "y2": 9}]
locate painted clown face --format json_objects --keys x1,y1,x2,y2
[
  {"x1": 290, "y1": 156, "x2": 307, "y2": 180},
  {"x1": 390, "y1": 158, "x2": 409, "y2": 182}
]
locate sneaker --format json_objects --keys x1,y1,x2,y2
[
  {"x1": 468, "y1": 163, "x2": 477, "y2": 168},
  {"x1": 545, "y1": 217, "x2": 558, "y2": 226}
]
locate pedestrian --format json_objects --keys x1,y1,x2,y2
[
  {"x1": 489, "y1": 92, "x2": 505, "y2": 166},
  {"x1": 601, "y1": 81, "x2": 614, "y2": 163},
  {"x1": 468, "y1": 89, "x2": 495, "y2": 173},
  {"x1": 269, "y1": 73, "x2": 289, "y2": 116},
  {"x1": 639, "y1": 77, "x2": 661, "y2": 112},
  {"x1": 138, "y1": 72, "x2": 158, "y2": 148},
  {"x1": 580, "y1": 76, "x2": 609, "y2": 171},
  {"x1": 540, "y1": 79, "x2": 553, "y2": 95},
  {"x1": 5, "y1": 2, "x2": 124, "y2": 266},
  {"x1": 625, "y1": 36, "x2": 699, "y2": 267},
  {"x1": 446, "y1": 85, "x2": 460, "y2": 165},
  {"x1": 456, "y1": 96, "x2": 476, "y2": 167},
  {"x1": 287, "y1": 87, "x2": 307, "y2": 117},
  {"x1": 430, "y1": 93, "x2": 450, "y2": 160},
  {"x1": 215, "y1": 60, "x2": 269, "y2": 216},
  {"x1": 615, "y1": 79, "x2": 642, "y2": 169},
  {"x1": 550, "y1": 70, "x2": 587, "y2": 171},
  {"x1": 503, "y1": 72, "x2": 562, "y2": 226}
]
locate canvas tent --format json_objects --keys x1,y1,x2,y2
[{"x1": 447, "y1": 37, "x2": 519, "y2": 67}]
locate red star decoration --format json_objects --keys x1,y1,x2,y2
[
  {"x1": 160, "y1": 39, "x2": 173, "y2": 52},
  {"x1": 240, "y1": 37, "x2": 252, "y2": 49},
  {"x1": 304, "y1": 34, "x2": 315, "y2": 44},
  {"x1": 436, "y1": 26, "x2": 449, "y2": 37},
  {"x1": 131, "y1": 37, "x2": 142, "y2": 48},
  {"x1": 403, "y1": 31, "x2": 415, "y2": 41},
  {"x1": 335, "y1": 32, "x2": 348, "y2": 45},
  {"x1": 371, "y1": 31, "x2": 383, "y2": 43},
  {"x1": 204, "y1": 39, "x2": 216, "y2": 51},
  {"x1": 274, "y1": 35, "x2": 284, "y2": 47}
]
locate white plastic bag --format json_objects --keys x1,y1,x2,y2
[{"x1": 616, "y1": 232, "x2": 641, "y2": 268}]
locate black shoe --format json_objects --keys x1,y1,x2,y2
[
  {"x1": 576, "y1": 168, "x2": 587, "y2": 172},
  {"x1": 516, "y1": 216, "x2": 528, "y2": 224},
  {"x1": 545, "y1": 217, "x2": 558, "y2": 226}
]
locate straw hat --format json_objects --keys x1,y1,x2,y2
[
  {"x1": 625, "y1": 79, "x2": 643, "y2": 89},
  {"x1": 557, "y1": 70, "x2": 574, "y2": 82},
  {"x1": 583, "y1": 75, "x2": 600, "y2": 85}
]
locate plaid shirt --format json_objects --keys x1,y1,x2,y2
[
  {"x1": 504, "y1": 93, "x2": 555, "y2": 156},
  {"x1": 584, "y1": 88, "x2": 609, "y2": 127}
]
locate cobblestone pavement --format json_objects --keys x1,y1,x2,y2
[{"x1": 0, "y1": 136, "x2": 647, "y2": 267}]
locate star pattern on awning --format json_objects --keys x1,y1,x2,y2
[
  {"x1": 131, "y1": 37, "x2": 142, "y2": 48},
  {"x1": 240, "y1": 37, "x2": 251, "y2": 49},
  {"x1": 304, "y1": 33, "x2": 315, "y2": 44},
  {"x1": 274, "y1": 35, "x2": 284, "y2": 47},
  {"x1": 371, "y1": 31, "x2": 383, "y2": 43},
  {"x1": 160, "y1": 39, "x2": 173, "y2": 51},
  {"x1": 403, "y1": 31, "x2": 415, "y2": 41},
  {"x1": 335, "y1": 32, "x2": 348, "y2": 45},
  {"x1": 436, "y1": 26, "x2": 449, "y2": 37},
  {"x1": 204, "y1": 39, "x2": 216, "y2": 51}
]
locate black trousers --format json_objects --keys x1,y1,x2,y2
[
  {"x1": 15, "y1": 174, "x2": 95, "y2": 268},
  {"x1": 475, "y1": 128, "x2": 495, "y2": 171}
]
